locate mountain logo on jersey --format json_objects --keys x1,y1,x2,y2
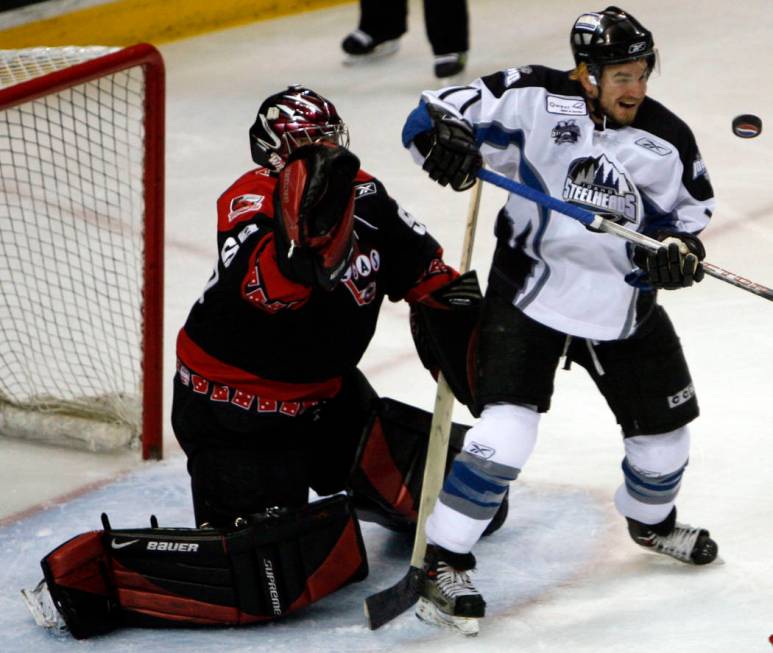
[
  {"x1": 552, "y1": 120, "x2": 581, "y2": 144},
  {"x1": 563, "y1": 154, "x2": 639, "y2": 224}
]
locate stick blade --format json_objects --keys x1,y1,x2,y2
[{"x1": 364, "y1": 566, "x2": 422, "y2": 630}]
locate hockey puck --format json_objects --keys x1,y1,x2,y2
[{"x1": 732, "y1": 114, "x2": 762, "y2": 138}]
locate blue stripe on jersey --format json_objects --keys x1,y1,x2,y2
[
  {"x1": 402, "y1": 100, "x2": 434, "y2": 148},
  {"x1": 640, "y1": 191, "x2": 679, "y2": 235},
  {"x1": 475, "y1": 122, "x2": 553, "y2": 310}
]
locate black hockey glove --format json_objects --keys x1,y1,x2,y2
[
  {"x1": 418, "y1": 104, "x2": 482, "y2": 192},
  {"x1": 634, "y1": 232, "x2": 706, "y2": 290}
]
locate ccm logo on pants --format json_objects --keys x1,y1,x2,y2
[{"x1": 668, "y1": 384, "x2": 695, "y2": 408}]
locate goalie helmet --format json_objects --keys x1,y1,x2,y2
[
  {"x1": 249, "y1": 85, "x2": 350, "y2": 172},
  {"x1": 570, "y1": 6, "x2": 656, "y2": 72}
]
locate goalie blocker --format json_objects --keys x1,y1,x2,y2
[
  {"x1": 27, "y1": 495, "x2": 367, "y2": 639},
  {"x1": 409, "y1": 270, "x2": 482, "y2": 412}
]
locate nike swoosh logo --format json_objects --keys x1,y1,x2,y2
[{"x1": 110, "y1": 538, "x2": 139, "y2": 549}]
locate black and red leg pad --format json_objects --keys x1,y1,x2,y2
[{"x1": 39, "y1": 495, "x2": 367, "y2": 638}]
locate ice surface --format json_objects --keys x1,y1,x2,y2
[{"x1": 1, "y1": 0, "x2": 772, "y2": 650}]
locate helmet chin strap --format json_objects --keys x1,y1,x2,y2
[{"x1": 585, "y1": 67, "x2": 609, "y2": 129}]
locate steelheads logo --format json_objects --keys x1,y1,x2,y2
[{"x1": 562, "y1": 154, "x2": 639, "y2": 225}]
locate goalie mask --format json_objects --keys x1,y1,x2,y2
[{"x1": 250, "y1": 85, "x2": 350, "y2": 173}]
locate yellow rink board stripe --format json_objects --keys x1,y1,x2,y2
[{"x1": 0, "y1": 0, "x2": 355, "y2": 48}]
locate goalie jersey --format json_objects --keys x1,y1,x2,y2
[
  {"x1": 403, "y1": 65, "x2": 715, "y2": 340},
  {"x1": 177, "y1": 166, "x2": 455, "y2": 405}
]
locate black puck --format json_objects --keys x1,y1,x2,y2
[{"x1": 732, "y1": 114, "x2": 762, "y2": 138}]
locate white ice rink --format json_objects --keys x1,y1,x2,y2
[{"x1": 0, "y1": 0, "x2": 772, "y2": 650}]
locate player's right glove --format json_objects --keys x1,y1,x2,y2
[
  {"x1": 420, "y1": 104, "x2": 482, "y2": 192},
  {"x1": 634, "y1": 231, "x2": 706, "y2": 289}
]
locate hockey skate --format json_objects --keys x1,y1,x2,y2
[
  {"x1": 21, "y1": 579, "x2": 68, "y2": 634},
  {"x1": 627, "y1": 509, "x2": 718, "y2": 565},
  {"x1": 433, "y1": 52, "x2": 467, "y2": 79},
  {"x1": 416, "y1": 544, "x2": 485, "y2": 636},
  {"x1": 341, "y1": 30, "x2": 400, "y2": 65}
]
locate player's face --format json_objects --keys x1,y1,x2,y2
[{"x1": 597, "y1": 59, "x2": 650, "y2": 125}]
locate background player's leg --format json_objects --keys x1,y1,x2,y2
[
  {"x1": 341, "y1": 0, "x2": 407, "y2": 62},
  {"x1": 423, "y1": 0, "x2": 469, "y2": 77}
]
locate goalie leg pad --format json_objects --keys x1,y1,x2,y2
[
  {"x1": 40, "y1": 531, "x2": 120, "y2": 639},
  {"x1": 348, "y1": 397, "x2": 469, "y2": 531},
  {"x1": 36, "y1": 496, "x2": 367, "y2": 638}
]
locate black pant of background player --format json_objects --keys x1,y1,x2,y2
[
  {"x1": 357, "y1": 0, "x2": 468, "y2": 56},
  {"x1": 172, "y1": 369, "x2": 376, "y2": 528}
]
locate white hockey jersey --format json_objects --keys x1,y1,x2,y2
[{"x1": 403, "y1": 65, "x2": 715, "y2": 340}]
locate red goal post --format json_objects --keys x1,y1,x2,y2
[{"x1": 0, "y1": 44, "x2": 165, "y2": 460}]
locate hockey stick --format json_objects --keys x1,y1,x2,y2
[
  {"x1": 364, "y1": 178, "x2": 482, "y2": 630},
  {"x1": 477, "y1": 168, "x2": 773, "y2": 302}
]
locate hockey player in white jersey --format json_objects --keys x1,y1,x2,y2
[{"x1": 401, "y1": 5, "x2": 718, "y2": 635}]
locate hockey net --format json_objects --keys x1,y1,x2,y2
[{"x1": 0, "y1": 44, "x2": 164, "y2": 459}]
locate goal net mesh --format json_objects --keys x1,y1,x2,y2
[{"x1": 0, "y1": 47, "x2": 148, "y2": 452}]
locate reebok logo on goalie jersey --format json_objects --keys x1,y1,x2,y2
[{"x1": 354, "y1": 181, "x2": 377, "y2": 198}]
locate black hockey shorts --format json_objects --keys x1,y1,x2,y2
[
  {"x1": 171, "y1": 369, "x2": 377, "y2": 527},
  {"x1": 472, "y1": 293, "x2": 699, "y2": 437}
]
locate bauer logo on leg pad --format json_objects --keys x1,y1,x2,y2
[
  {"x1": 146, "y1": 541, "x2": 200, "y2": 552},
  {"x1": 667, "y1": 383, "x2": 695, "y2": 408}
]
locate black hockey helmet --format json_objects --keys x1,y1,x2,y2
[
  {"x1": 570, "y1": 6, "x2": 656, "y2": 72},
  {"x1": 249, "y1": 85, "x2": 349, "y2": 172}
]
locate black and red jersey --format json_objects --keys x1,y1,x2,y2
[{"x1": 177, "y1": 165, "x2": 456, "y2": 403}]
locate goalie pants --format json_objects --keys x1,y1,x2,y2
[
  {"x1": 172, "y1": 368, "x2": 377, "y2": 528},
  {"x1": 356, "y1": 0, "x2": 469, "y2": 56}
]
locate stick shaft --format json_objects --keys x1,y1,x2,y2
[
  {"x1": 477, "y1": 168, "x2": 772, "y2": 302},
  {"x1": 409, "y1": 178, "x2": 482, "y2": 569}
]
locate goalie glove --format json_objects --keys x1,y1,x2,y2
[
  {"x1": 634, "y1": 232, "x2": 706, "y2": 290},
  {"x1": 418, "y1": 104, "x2": 482, "y2": 192},
  {"x1": 274, "y1": 142, "x2": 359, "y2": 290}
]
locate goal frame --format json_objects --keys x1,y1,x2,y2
[{"x1": 0, "y1": 43, "x2": 165, "y2": 460}]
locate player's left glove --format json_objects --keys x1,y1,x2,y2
[
  {"x1": 635, "y1": 232, "x2": 706, "y2": 289},
  {"x1": 420, "y1": 104, "x2": 482, "y2": 192}
]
